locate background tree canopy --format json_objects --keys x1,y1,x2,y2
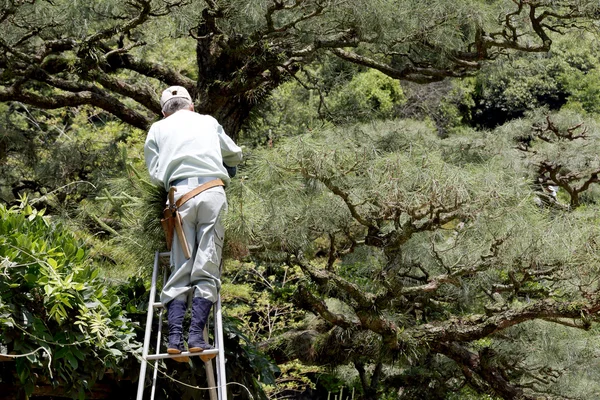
[
  {"x1": 2, "y1": 0, "x2": 599, "y2": 136},
  {"x1": 3, "y1": 1, "x2": 600, "y2": 400}
]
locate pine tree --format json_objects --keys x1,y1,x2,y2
[
  {"x1": 227, "y1": 112, "x2": 600, "y2": 399},
  {"x1": 1, "y1": 0, "x2": 599, "y2": 138}
]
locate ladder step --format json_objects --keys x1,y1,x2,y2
[
  {"x1": 152, "y1": 302, "x2": 164, "y2": 309},
  {"x1": 145, "y1": 348, "x2": 219, "y2": 361}
]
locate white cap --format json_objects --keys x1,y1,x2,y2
[{"x1": 160, "y1": 86, "x2": 192, "y2": 108}]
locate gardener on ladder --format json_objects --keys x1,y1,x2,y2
[{"x1": 144, "y1": 86, "x2": 242, "y2": 361}]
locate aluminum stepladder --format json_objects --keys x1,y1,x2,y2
[{"x1": 136, "y1": 251, "x2": 227, "y2": 400}]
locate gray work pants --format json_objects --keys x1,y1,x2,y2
[{"x1": 161, "y1": 179, "x2": 227, "y2": 304}]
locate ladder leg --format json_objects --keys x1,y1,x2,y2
[
  {"x1": 137, "y1": 252, "x2": 227, "y2": 399},
  {"x1": 150, "y1": 308, "x2": 162, "y2": 400},
  {"x1": 150, "y1": 264, "x2": 168, "y2": 400},
  {"x1": 215, "y1": 295, "x2": 227, "y2": 400},
  {"x1": 203, "y1": 294, "x2": 226, "y2": 400},
  {"x1": 204, "y1": 334, "x2": 218, "y2": 400},
  {"x1": 137, "y1": 251, "x2": 161, "y2": 400}
]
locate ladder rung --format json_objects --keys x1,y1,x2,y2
[
  {"x1": 152, "y1": 302, "x2": 164, "y2": 309},
  {"x1": 145, "y1": 349, "x2": 219, "y2": 361}
]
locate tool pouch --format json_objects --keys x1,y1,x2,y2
[
  {"x1": 160, "y1": 186, "x2": 179, "y2": 251},
  {"x1": 160, "y1": 207, "x2": 176, "y2": 251}
]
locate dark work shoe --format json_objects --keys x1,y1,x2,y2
[
  {"x1": 188, "y1": 297, "x2": 214, "y2": 353},
  {"x1": 166, "y1": 299, "x2": 189, "y2": 363}
]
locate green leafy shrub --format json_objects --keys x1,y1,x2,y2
[
  {"x1": 560, "y1": 68, "x2": 600, "y2": 114},
  {"x1": 455, "y1": 34, "x2": 600, "y2": 129},
  {"x1": 329, "y1": 69, "x2": 405, "y2": 122},
  {"x1": 243, "y1": 67, "x2": 405, "y2": 146},
  {"x1": 0, "y1": 203, "x2": 139, "y2": 399},
  {"x1": 466, "y1": 55, "x2": 568, "y2": 128}
]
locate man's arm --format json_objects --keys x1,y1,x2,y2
[
  {"x1": 216, "y1": 123, "x2": 243, "y2": 167},
  {"x1": 144, "y1": 126, "x2": 164, "y2": 186}
]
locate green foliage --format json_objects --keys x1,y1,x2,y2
[
  {"x1": 224, "y1": 260, "x2": 305, "y2": 341},
  {"x1": 262, "y1": 361, "x2": 320, "y2": 399},
  {"x1": 560, "y1": 67, "x2": 600, "y2": 114},
  {"x1": 230, "y1": 118, "x2": 530, "y2": 254},
  {"x1": 0, "y1": 203, "x2": 139, "y2": 398},
  {"x1": 389, "y1": 33, "x2": 600, "y2": 134},
  {"x1": 485, "y1": 321, "x2": 600, "y2": 399},
  {"x1": 80, "y1": 159, "x2": 167, "y2": 281},
  {"x1": 221, "y1": 316, "x2": 280, "y2": 400},
  {"x1": 452, "y1": 33, "x2": 600, "y2": 128},
  {"x1": 447, "y1": 387, "x2": 498, "y2": 400},
  {"x1": 476, "y1": 56, "x2": 566, "y2": 118},
  {"x1": 243, "y1": 61, "x2": 405, "y2": 146},
  {"x1": 328, "y1": 69, "x2": 405, "y2": 122},
  {"x1": 496, "y1": 109, "x2": 600, "y2": 208},
  {"x1": 0, "y1": 105, "x2": 139, "y2": 208},
  {"x1": 222, "y1": 259, "x2": 310, "y2": 397},
  {"x1": 227, "y1": 112, "x2": 600, "y2": 398},
  {"x1": 4, "y1": 1, "x2": 600, "y2": 398},
  {"x1": 243, "y1": 79, "x2": 326, "y2": 146}
]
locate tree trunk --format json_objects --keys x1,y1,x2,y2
[{"x1": 197, "y1": 88, "x2": 252, "y2": 140}]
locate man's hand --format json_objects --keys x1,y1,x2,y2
[{"x1": 224, "y1": 163, "x2": 237, "y2": 178}]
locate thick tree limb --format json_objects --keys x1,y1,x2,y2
[
  {"x1": 108, "y1": 53, "x2": 196, "y2": 93},
  {"x1": 0, "y1": 87, "x2": 152, "y2": 129},
  {"x1": 292, "y1": 258, "x2": 400, "y2": 348},
  {"x1": 83, "y1": 0, "x2": 152, "y2": 46},
  {"x1": 87, "y1": 69, "x2": 161, "y2": 114},
  {"x1": 412, "y1": 298, "x2": 600, "y2": 344},
  {"x1": 331, "y1": 48, "x2": 470, "y2": 84},
  {"x1": 434, "y1": 342, "x2": 534, "y2": 399}
]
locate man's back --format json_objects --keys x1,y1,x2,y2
[{"x1": 144, "y1": 110, "x2": 242, "y2": 190}]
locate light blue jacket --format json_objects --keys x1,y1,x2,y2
[{"x1": 144, "y1": 110, "x2": 243, "y2": 191}]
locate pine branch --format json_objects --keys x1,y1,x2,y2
[
  {"x1": 331, "y1": 48, "x2": 470, "y2": 84},
  {"x1": 435, "y1": 342, "x2": 535, "y2": 400},
  {"x1": 413, "y1": 297, "x2": 600, "y2": 344},
  {"x1": 0, "y1": 86, "x2": 152, "y2": 129},
  {"x1": 292, "y1": 256, "x2": 400, "y2": 348}
]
